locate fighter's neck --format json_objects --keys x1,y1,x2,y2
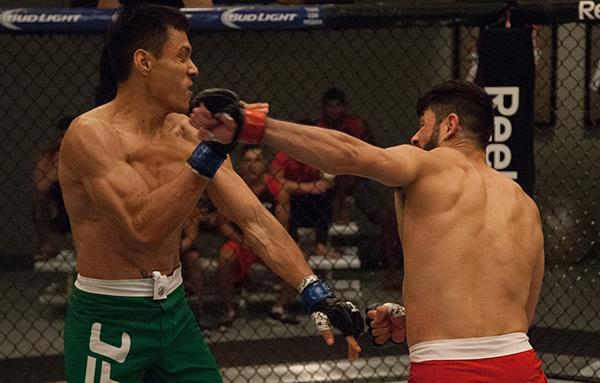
[
  {"x1": 111, "y1": 85, "x2": 171, "y2": 133},
  {"x1": 441, "y1": 139, "x2": 487, "y2": 164}
]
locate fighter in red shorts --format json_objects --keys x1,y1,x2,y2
[{"x1": 189, "y1": 80, "x2": 548, "y2": 382}]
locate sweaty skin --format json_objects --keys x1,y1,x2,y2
[{"x1": 190, "y1": 106, "x2": 544, "y2": 347}]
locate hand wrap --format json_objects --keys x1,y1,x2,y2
[{"x1": 365, "y1": 302, "x2": 406, "y2": 347}]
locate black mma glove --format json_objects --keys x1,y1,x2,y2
[
  {"x1": 187, "y1": 88, "x2": 266, "y2": 178},
  {"x1": 190, "y1": 88, "x2": 266, "y2": 146},
  {"x1": 300, "y1": 276, "x2": 364, "y2": 338}
]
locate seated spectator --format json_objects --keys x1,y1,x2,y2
[
  {"x1": 180, "y1": 195, "x2": 221, "y2": 310},
  {"x1": 315, "y1": 87, "x2": 371, "y2": 224},
  {"x1": 270, "y1": 140, "x2": 338, "y2": 258},
  {"x1": 218, "y1": 145, "x2": 299, "y2": 326},
  {"x1": 182, "y1": 146, "x2": 300, "y2": 326},
  {"x1": 31, "y1": 116, "x2": 74, "y2": 262},
  {"x1": 315, "y1": 88, "x2": 403, "y2": 284}
]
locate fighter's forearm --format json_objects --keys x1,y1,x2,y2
[
  {"x1": 241, "y1": 211, "x2": 312, "y2": 289},
  {"x1": 263, "y1": 118, "x2": 367, "y2": 177}
]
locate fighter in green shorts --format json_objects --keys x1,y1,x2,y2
[
  {"x1": 64, "y1": 268, "x2": 221, "y2": 382},
  {"x1": 59, "y1": 5, "x2": 363, "y2": 382}
]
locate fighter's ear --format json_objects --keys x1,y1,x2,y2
[
  {"x1": 133, "y1": 49, "x2": 152, "y2": 75},
  {"x1": 443, "y1": 113, "x2": 460, "y2": 140}
]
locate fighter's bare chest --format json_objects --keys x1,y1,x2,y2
[{"x1": 124, "y1": 133, "x2": 195, "y2": 189}]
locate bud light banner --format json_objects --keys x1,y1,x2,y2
[
  {"x1": 211, "y1": 6, "x2": 323, "y2": 30},
  {"x1": 0, "y1": 7, "x2": 323, "y2": 33},
  {"x1": 0, "y1": 8, "x2": 112, "y2": 32},
  {"x1": 478, "y1": 27, "x2": 536, "y2": 196}
]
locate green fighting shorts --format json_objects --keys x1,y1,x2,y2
[{"x1": 64, "y1": 267, "x2": 222, "y2": 382}]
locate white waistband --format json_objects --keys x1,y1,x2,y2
[
  {"x1": 409, "y1": 332, "x2": 532, "y2": 362},
  {"x1": 75, "y1": 266, "x2": 182, "y2": 299}
]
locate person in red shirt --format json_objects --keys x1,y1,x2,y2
[
  {"x1": 270, "y1": 144, "x2": 338, "y2": 258},
  {"x1": 316, "y1": 87, "x2": 370, "y2": 141},
  {"x1": 181, "y1": 146, "x2": 301, "y2": 326},
  {"x1": 316, "y1": 89, "x2": 402, "y2": 284},
  {"x1": 316, "y1": 88, "x2": 370, "y2": 225},
  {"x1": 217, "y1": 145, "x2": 300, "y2": 325}
]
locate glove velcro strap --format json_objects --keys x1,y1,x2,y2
[
  {"x1": 239, "y1": 109, "x2": 266, "y2": 144},
  {"x1": 187, "y1": 142, "x2": 226, "y2": 179},
  {"x1": 301, "y1": 280, "x2": 335, "y2": 313}
]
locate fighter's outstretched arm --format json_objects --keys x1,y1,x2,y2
[
  {"x1": 207, "y1": 158, "x2": 363, "y2": 360},
  {"x1": 58, "y1": 117, "x2": 210, "y2": 247},
  {"x1": 207, "y1": 159, "x2": 311, "y2": 287},
  {"x1": 189, "y1": 97, "x2": 434, "y2": 189},
  {"x1": 263, "y1": 118, "x2": 426, "y2": 188}
]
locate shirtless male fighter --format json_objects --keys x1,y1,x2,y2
[
  {"x1": 59, "y1": 5, "x2": 362, "y2": 382},
  {"x1": 189, "y1": 79, "x2": 547, "y2": 382}
]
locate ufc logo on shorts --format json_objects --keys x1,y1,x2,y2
[{"x1": 85, "y1": 322, "x2": 131, "y2": 383}]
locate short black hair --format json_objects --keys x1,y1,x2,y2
[
  {"x1": 416, "y1": 80, "x2": 494, "y2": 149},
  {"x1": 240, "y1": 144, "x2": 262, "y2": 155},
  {"x1": 322, "y1": 87, "x2": 346, "y2": 106},
  {"x1": 106, "y1": 4, "x2": 189, "y2": 84}
]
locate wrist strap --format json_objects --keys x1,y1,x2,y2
[
  {"x1": 187, "y1": 142, "x2": 225, "y2": 179},
  {"x1": 239, "y1": 110, "x2": 266, "y2": 144},
  {"x1": 300, "y1": 279, "x2": 335, "y2": 312}
]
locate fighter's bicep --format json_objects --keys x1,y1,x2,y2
[
  {"x1": 356, "y1": 145, "x2": 428, "y2": 187},
  {"x1": 60, "y1": 120, "x2": 149, "y2": 225},
  {"x1": 81, "y1": 164, "x2": 149, "y2": 220}
]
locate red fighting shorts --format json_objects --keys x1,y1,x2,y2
[
  {"x1": 221, "y1": 241, "x2": 260, "y2": 282},
  {"x1": 408, "y1": 332, "x2": 548, "y2": 383}
]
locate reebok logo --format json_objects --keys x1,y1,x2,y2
[{"x1": 579, "y1": 0, "x2": 600, "y2": 20}]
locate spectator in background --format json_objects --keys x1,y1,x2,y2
[
  {"x1": 181, "y1": 146, "x2": 301, "y2": 326},
  {"x1": 180, "y1": 194, "x2": 221, "y2": 311},
  {"x1": 31, "y1": 116, "x2": 74, "y2": 262},
  {"x1": 315, "y1": 88, "x2": 402, "y2": 285},
  {"x1": 270, "y1": 134, "x2": 339, "y2": 258},
  {"x1": 315, "y1": 87, "x2": 371, "y2": 224},
  {"x1": 218, "y1": 145, "x2": 299, "y2": 326}
]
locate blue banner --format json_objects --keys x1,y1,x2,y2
[{"x1": 0, "y1": 7, "x2": 324, "y2": 33}]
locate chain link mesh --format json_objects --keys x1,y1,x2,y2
[{"x1": 0, "y1": 8, "x2": 599, "y2": 383}]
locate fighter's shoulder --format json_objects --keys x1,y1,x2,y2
[
  {"x1": 515, "y1": 185, "x2": 541, "y2": 219},
  {"x1": 378, "y1": 145, "x2": 449, "y2": 176},
  {"x1": 66, "y1": 112, "x2": 115, "y2": 143},
  {"x1": 388, "y1": 145, "x2": 455, "y2": 169},
  {"x1": 62, "y1": 112, "x2": 124, "y2": 163},
  {"x1": 491, "y1": 170, "x2": 541, "y2": 218}
]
